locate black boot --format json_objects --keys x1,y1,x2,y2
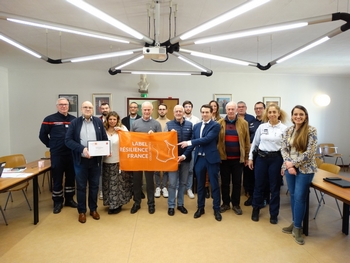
[{"x1": 251, "y1": 207, "x2": 260, "y2": 222}]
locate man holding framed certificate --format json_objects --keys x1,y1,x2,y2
[{"x1": 65, "y1": 101, "x2": 108, "y2": 224}]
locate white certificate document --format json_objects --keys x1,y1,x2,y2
[{"x1": 88, "y1": 140, "x2": 111, "y2": 156}]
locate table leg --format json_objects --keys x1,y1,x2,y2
[
  {"x1": 303, "y1": 189, "x2": 310, "y2": 236},
  {"x1": 342, "y1": 203, "x2": 349, "y2": 235},
  {"x1": 33, "y1": 175, "x2": 39, "y2": 225}
]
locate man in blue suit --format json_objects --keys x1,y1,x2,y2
[{"x1": 178, "y1": 104, "x2": 222, "y2": 221}]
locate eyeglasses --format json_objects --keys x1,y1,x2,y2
[
  {"x1": 58, "y1": 104, "x2": 68, "y2": 107},
  {"x1": 254, "y1": 107, "x2": 264, "y2": 110},
  {"x1": 82, "y1": 106, "x2": 93, "y2": 109},
  {"x1": 129, "y1": 106, "x2": 138, "y2": 109}
]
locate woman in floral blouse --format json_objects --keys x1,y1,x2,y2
[{"x1": 281, "y1": 105, "x2": 317, "y2": 245}]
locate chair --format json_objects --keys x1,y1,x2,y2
[
  {"x1": 313, "y1": 163, "x2": 342, "y2": 219},
  {"x1": 315, "y1": 158, "x2": 324, "y2": 168},
  {"x1": 0, "y1": 154, "x2": 32, "y2": 213},
  {"x1": 42, "y1": 151, "x2": 52, "y2": 191},
  {"x1": 319, "y1": 143, "x2": 344, "y2": 170}
]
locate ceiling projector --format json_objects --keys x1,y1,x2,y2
[{"x1": 143, "y1": 47, "x2": 167, "y2": 60}]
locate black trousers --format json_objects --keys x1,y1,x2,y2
[
  {"x1": 132, "y1": 171, "x2": 155, "y2": 206},
  {"x1": 51, "y1": 154, "x2": 75, "y2": 204},
  {"x1": 220, "y1": 159, "x2": 243, "y2": 206}
]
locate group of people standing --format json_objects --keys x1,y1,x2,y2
[{"x1": 39, "y1": 97, "x2": 317, "y2": 245}]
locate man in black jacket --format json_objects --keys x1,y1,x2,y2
[
  {"x1": 65, "y1": 101, "x2": 108, "y2": 223},
  {"x1": 121, "y1": 101, "x2": 141, "y2": 131}
]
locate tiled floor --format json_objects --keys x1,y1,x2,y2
[{"x1": 0, "y1": 171, "x2": 349, "y2": 262}]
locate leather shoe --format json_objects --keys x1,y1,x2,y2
[
  {"x1": 214, "y1": 210, "x2": 222, "y2": 221},
  {"x1": 252, "y1": 207, "x2": 260, "y2": 222},
  {"x1": 148, "y1": 205, "x2": 155, "y2": 214},
  {"x1": 53, "y1": 203, "x2": 63, "y2": 214},
  {"x1": 177, "y1": 206, "x2": 188, "y2": 214},
  {"x1": 270, "y1": 215, "x2": 278, "y2": 224},
  {"x1": 130, "y1": 203, "x2": 141, "y2": 214},
  {"x1": 90, "y1": 211, "x2": 100, "y2": 220},
  {"x1": 108, "y1": 206, "x2": 122, "y2": 214},
  {"x1": 65, "y1": 199, "x2": 78, "y2": 208},
  {"x1": 194, "y1": 208, "x2": 205, "y2": 218},
  {"x1": 168, "y1": 208, "x2": 175, "y2": 216},
  {"x1": 78, "y1": 213, "x2": 86, "y2": 223}
]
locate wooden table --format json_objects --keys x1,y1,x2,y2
[
  {"x1": 0, "y1": 159, "x2": 51, "y2": 225},
  {"x1": 303, "y1": 169, "x2": 350, "y2": 235}
]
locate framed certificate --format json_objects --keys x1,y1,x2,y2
[{"x1": 87, "y1": 140, "x2": 111, "y2": 156}]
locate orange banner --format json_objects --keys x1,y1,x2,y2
[{"x1": 118, "y1": 131, "x2": 178, "y2": 171}]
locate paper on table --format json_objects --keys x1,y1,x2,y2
[
  {"x1": 1, "y1": 172, "x2": 33, "y2": 178},
  {"x1": 4, "y1": 168, "x2": 27, "y2": 172}
]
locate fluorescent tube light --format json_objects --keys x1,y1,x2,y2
[
  {"x1": 7, "y1": 18, "x2": 129, "y2": 43},
  {"x1": 130, "y1": 71, "x2": 192, "y2": 76},
  {"x1": 0, "y1": 34, "x2": 41, "y2": 58},
  {"x1": 179, "y1": 0, "x2": 270, "y2": 40},
  {"x1": 181, "y1": 49, "x2": 251, "y2": 66},
  {"x1": 195, "y1": 22, "x2": 307, "y2": 44},
  {"x1": 178, "y1": 57, "x2": 208, "y2": 71},
  {"x1": 113, "y1": 55, "x2": 144, "y2": 70},
  {"x1": 66, "y1": 0, "x2": 144, "y2": 40},
  {"x1": 276, "y1": 36, "x2": 330, "y2": 63},
  {"x1": 65, "y1": 50, "x2": 139, "y2": 63}
]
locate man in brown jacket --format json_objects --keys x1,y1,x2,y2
[{"x1": 217, "y1": 101, "x2": 250, "y2": 215}]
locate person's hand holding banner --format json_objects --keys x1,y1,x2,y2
[{"x1": 118, "y1": 131, "x2": 178, "y2": 171}]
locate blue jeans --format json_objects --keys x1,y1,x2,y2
[
  {"x1": 252, "y1": 154, "x2": 283, "y2": 217},
  {"x1": 154, "y1": 171, "x2": 168, "y2": 188},
  {"x1": 168, "y1": 162, "x2": 190, "y2": 208},
  {"x1": 74, "y1": 158, "x2": 101, "y2": 213},
  {"x1": 285, "y1": 169, "x2": 314, "y2": 228}
]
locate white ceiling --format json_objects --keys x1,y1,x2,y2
[{"x1": 1, "y1": 0, "x2": 350, "y2": 76}]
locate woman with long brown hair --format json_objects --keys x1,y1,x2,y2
[
  {"x1": 102, "y1": 111, "x2": 132, "y2": 214},
  {"x1": 281, "y1": 105, "x2": 317, "y2": 245}
]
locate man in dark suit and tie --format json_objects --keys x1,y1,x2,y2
[{"x1": 178, "y1": 104, "x2": 222, "y2": 221}]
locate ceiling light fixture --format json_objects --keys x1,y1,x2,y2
[
  {"x1": 110, "y1": 70, "x2": 209, "y2": 76},
  {"x1": 180, "y1": 48, "x2": 253, "y2": 67},
  {"x1": 0, "y1": 33, "x2": 42, "y2": 58},
  {"x1": 275, "y1": 36, "x2": 330, "y2": 64},
  {"x1": 1, "y1": 2, "x2": 350, "y2": 75},
  {"x1": 65, "y1": 49, "x2": 142, "y2": 63},
  {"x1": 177, "y1": 0, "x2": 270, "y2": 41},
  {"x1": 66, "y1": 0, "x2": 153, "y2": 44}
]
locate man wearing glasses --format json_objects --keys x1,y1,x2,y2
[
  {"x1": 39, "y1": 98, "x2": 77, "y2": 214},
  {"x1": 65, "y1": 101, "x2": 108, "y2": 223}
]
